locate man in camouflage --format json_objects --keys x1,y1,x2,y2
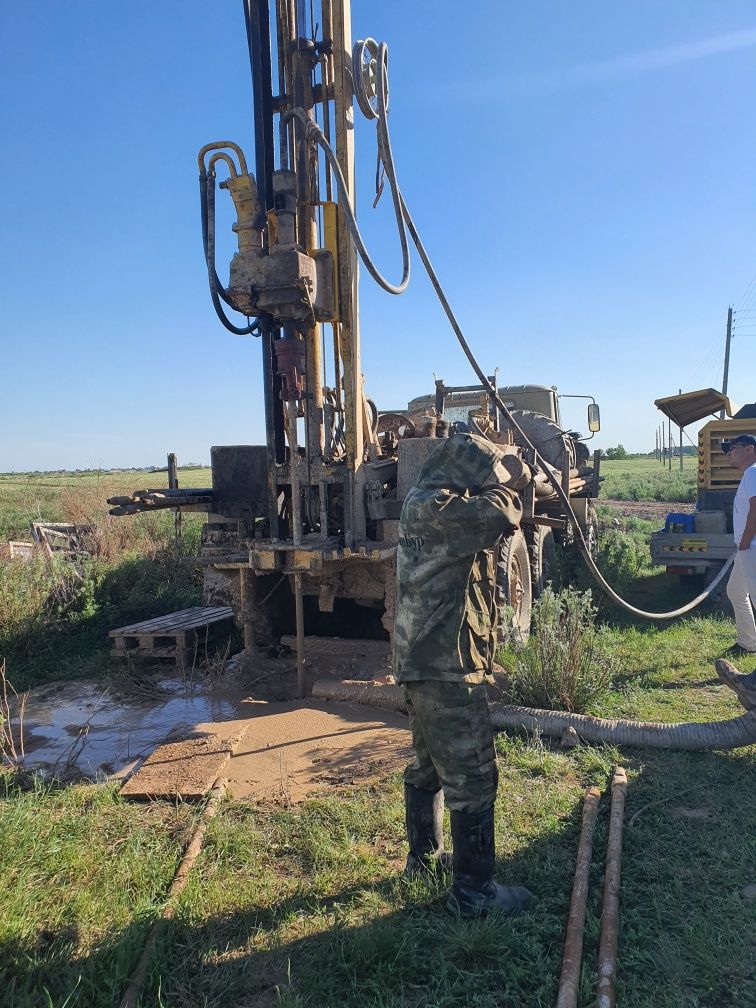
[{"x1": 394, "y1": 432, "x2": 534, "y2": 916}]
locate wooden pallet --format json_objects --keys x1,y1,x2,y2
[{"x1": 109, "y1": 606, "x2": 234, "y2": 667}]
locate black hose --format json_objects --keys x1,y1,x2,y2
[
  {"x1": 303, "y1": 37, "x2": 734, "y2": 621},
  {"x1": 199, "y1": 171, "x2": 260, "y2": 337},
  {"x1": 284, "y1": 41, "x2": 410, "y2": 295}
]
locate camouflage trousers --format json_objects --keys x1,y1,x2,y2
[{"x1": 403, "y1": 679, "x2": 499, "y2": 814}]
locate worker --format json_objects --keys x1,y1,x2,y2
[
  {"x1": 716, "y1": 433, "x2": 756, "y2": 702},
  {"x1": 722, "y1": 434, "x2": 756, "y2": 655},
  {"x1": 394, "y1": 432, "x2": 534, "y2": 917}
]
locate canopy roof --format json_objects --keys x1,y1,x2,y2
[{"x1": 654, "y1": 388, "x2": 735, "y2": 428}]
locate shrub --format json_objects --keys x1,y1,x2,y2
[{"x1": 505, "y1": 587, "x2": 619, "y2": 713}]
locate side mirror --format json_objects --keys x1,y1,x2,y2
[{"x1": 587, "y1": 403, "x2": 601, "y2": 433}]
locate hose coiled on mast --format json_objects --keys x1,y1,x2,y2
[{"x1": 292, "y1": 38, "x2": 734, "y2": 620}]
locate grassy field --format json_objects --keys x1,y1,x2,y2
[
  {"x1": 598, "y1": 455, "x2": 696, "y2": 503},
  {"x1": 0, "y1": 468, "x2": 212, "y2": 542},
  {"x1": 0, "y1": 469, "x2": 211, "y2": 690},
  {"x1": 1, "y1": 463, "x2": 755, "y2": 1007}
]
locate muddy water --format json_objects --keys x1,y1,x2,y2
[{"x1": 14, "y1": 678, "x2": 252, "y2": 780}]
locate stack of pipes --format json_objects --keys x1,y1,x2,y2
[{"x1": 107, "y1": 489, "x2": 214, "y2": 516}]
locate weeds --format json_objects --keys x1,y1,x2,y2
[
  {"x1": 0, "y1": 503, "x2": 204, "y2": 690},
  {"x1": 0, "y1": 659, "x2": 27, "y2": 771},
  {"x1": 504, "y1": 587, "x2": 620, "y2": 712}
]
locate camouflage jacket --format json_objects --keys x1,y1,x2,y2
[{"x1": 394, "y1": 434, "x2": 524, "y2": 684}]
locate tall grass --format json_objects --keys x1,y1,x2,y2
[
  {"x1": 0, "y1": 482, "x2": 204, "y2": 690},
  {"x1": 599, "y1": 467, "x2": 695, "y2": 503}
]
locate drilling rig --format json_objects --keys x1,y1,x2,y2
[{"x1": 110, "y1": 0, "x2": 602, "y2": 692}]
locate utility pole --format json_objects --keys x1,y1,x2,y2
[
  {"x1": 668, "y1": 417, "x2": 672, "y2": 472},
  {"x1": 679, "y1": 388, "x2": 683, "y2": 471},
  {"x1": 720, "y1": 306, "x2": 733, "y2": 419}
]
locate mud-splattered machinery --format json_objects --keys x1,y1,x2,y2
[{"x1": 110, "y1": 0, "x2": 602, "y2": 692}]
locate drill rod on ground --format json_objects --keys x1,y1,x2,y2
[
  {"x1": 597, "y1": 766, "x2": 628, "y2": 1008},
  {"x1": 556, "y1": 786, "x2": 602, "y2": 1008}
]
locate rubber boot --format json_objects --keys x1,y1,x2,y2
[
  {"x1": 715, "y1": 658, "x2": 756, "y2": 710},
  {"x1": 446, "y1": 807, "x2": 533, "y2": 917},
  {"x1": 404, "y1": 784, "x2": 452, "y2": 877}
]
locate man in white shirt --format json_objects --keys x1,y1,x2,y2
[
  {"x1": 717, "y1": 435, "x2": 756, "y2": 709},
  {"x1": 723, "y1": 434, "x2": 756, "y2": 656},
  {"x1": 716, "y1": 434, "x2": 756, "y2": 706}
]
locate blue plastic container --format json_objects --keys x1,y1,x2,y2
[{"x1": 664, "y1": 512, "x2": 695, "y2": 533}]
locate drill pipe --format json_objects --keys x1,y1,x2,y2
[
  {"x1": 556, "y1": 786, "x2": 602, "y2": 1008},
  {"x1": 596, "y1": 766, "x2": 628, "y2": 1008}
]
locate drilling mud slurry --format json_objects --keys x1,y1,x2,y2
[
  {"x1": 15, "y1": 678, "x2": 250, "y2": 780},
  {"x1": 11, "y1": 674, "x2": 413, "y2": 799}
]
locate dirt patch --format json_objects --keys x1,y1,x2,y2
[
  {"x1": 601, "y1": 499, "x2": 693, "y2": 523},
  {"x1": 226, "y1": 700, "x2": 411, "y2": 802},
  {"x1": 13, "y1": 651, "x2": 410, "y2": 800},
  {"x1": 120, "y1": 723, "x2": 246, "y2": 800}
]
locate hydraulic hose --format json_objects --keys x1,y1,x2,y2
[
  {"x1": 199, "y1": 169, "x2": 260, "y2": 336},
  {"x1": 294, "y1": 37, "x2": 733, "y2": 621},
  {"x1": 397, "y1": 185, "x2": 735, "y2": 619},
  {"x1": 284, "y1": 41, "x2": 410, "y2": 294}
]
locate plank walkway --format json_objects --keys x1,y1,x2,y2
[{"x1": 109, "y1": 606, "x2": 234, "y2": 666}]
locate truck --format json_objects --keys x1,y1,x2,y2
[
  {"x1": 198, "y1": 380, "x2": 602, "y2": 652},
  {"x1": 108, "y1": 1, "x2": 601, "y2": 684},
  {"x1": 651, "y1": 388, "x2": 756, "y2": 591}
]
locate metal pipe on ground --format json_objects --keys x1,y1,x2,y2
[
  {"x1": 556, "y1": 786, "x2": 602, "y2": 1008},
  {"x1": 597, "y1": 767, "x2": 628, "y2": 1008},
  {"x1": 310, "y1": 680, "x2": 756, "y2": 750},
  {"x1": 118, "y1": 777, "x2": 227, "y2": 1008}
]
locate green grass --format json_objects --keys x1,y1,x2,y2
[
  {"x1": 2, "y1": 468, "x2": 755, "y2": 1007},
  {"x1": 1, "y1": 615, "x2": 754, "y2": 1007},
  {"x1": 0, "y1": 468, "x2": 211, "y2": 542},
  {"x1": 0, "y1": 778, "x2": 199, "y2": 1007},
  {"x1": 599, "y1": 456, "x2": 696, "y2": 503}
]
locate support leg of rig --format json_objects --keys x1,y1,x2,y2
[{"x1": 295, "y1": 571, "x2": 306, "y2": 698}]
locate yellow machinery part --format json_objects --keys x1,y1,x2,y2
[{"x1": 699, "y1": 418, "x2": 756, "y2": 490}]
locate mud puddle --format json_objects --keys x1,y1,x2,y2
[
  {"x1": 10, "y1": 643, "x2": 408, "y2": 797},
  {"x1": 13, "y1": 677, "x2": 254, "y2": 781}
]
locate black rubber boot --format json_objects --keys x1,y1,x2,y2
[
  {"x1": 404, "y1": 784, "x2": 452, "y2": 877},
  {"x1": 715, "y1": 658, "x2": 756, "y2": 710},
  {"x1": 446, "y1": 807, "x2": 533, "y2": 917}
]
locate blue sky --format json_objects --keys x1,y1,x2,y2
[{"x1": 2, "y1": 1, "x2": 755, "y2": 470}]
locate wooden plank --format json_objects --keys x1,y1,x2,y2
[
  {"x1": 112, "y1": 645, "x2": 178, "y2": 659},
  {"x1": 168, "y1": 612, "x2": 233, "y2": 632},
  {"x1": 120, "y1": 726, "x2": 246, "y2": 800},
  {"x1": 110, "y1": 607, "x2": 232, "y2": 636},
  {"x1": 111, "y1": 607, "x2": 210, "y2": 634}
]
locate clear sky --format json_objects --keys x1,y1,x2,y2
[{"x1": 2, "y1": 1, "x2": 755, "y2": 471}]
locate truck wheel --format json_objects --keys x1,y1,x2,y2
[
  {"x1": 497, "y1": 529, "x2": 533, "y2": 645},
  {"x1": 704, "y1": 564, "x2": 728, "y2": 610},
  {"x1": 532, "y1": 526, "x2": 557, "y2": 596}
]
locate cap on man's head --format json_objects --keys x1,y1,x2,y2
[{"x1": 721, "y1": 434, "x2": 756, "y2": 453}]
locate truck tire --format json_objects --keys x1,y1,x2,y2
[
  {"x1": 498, "y1": 409, "x2": 576, "y2": 471},
  {"x1": 496, "y1": 530, "x2": 533, "y2": 645},
  {"x1": 532, "y1": 526, "x2": 558, "y2": 596}
]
